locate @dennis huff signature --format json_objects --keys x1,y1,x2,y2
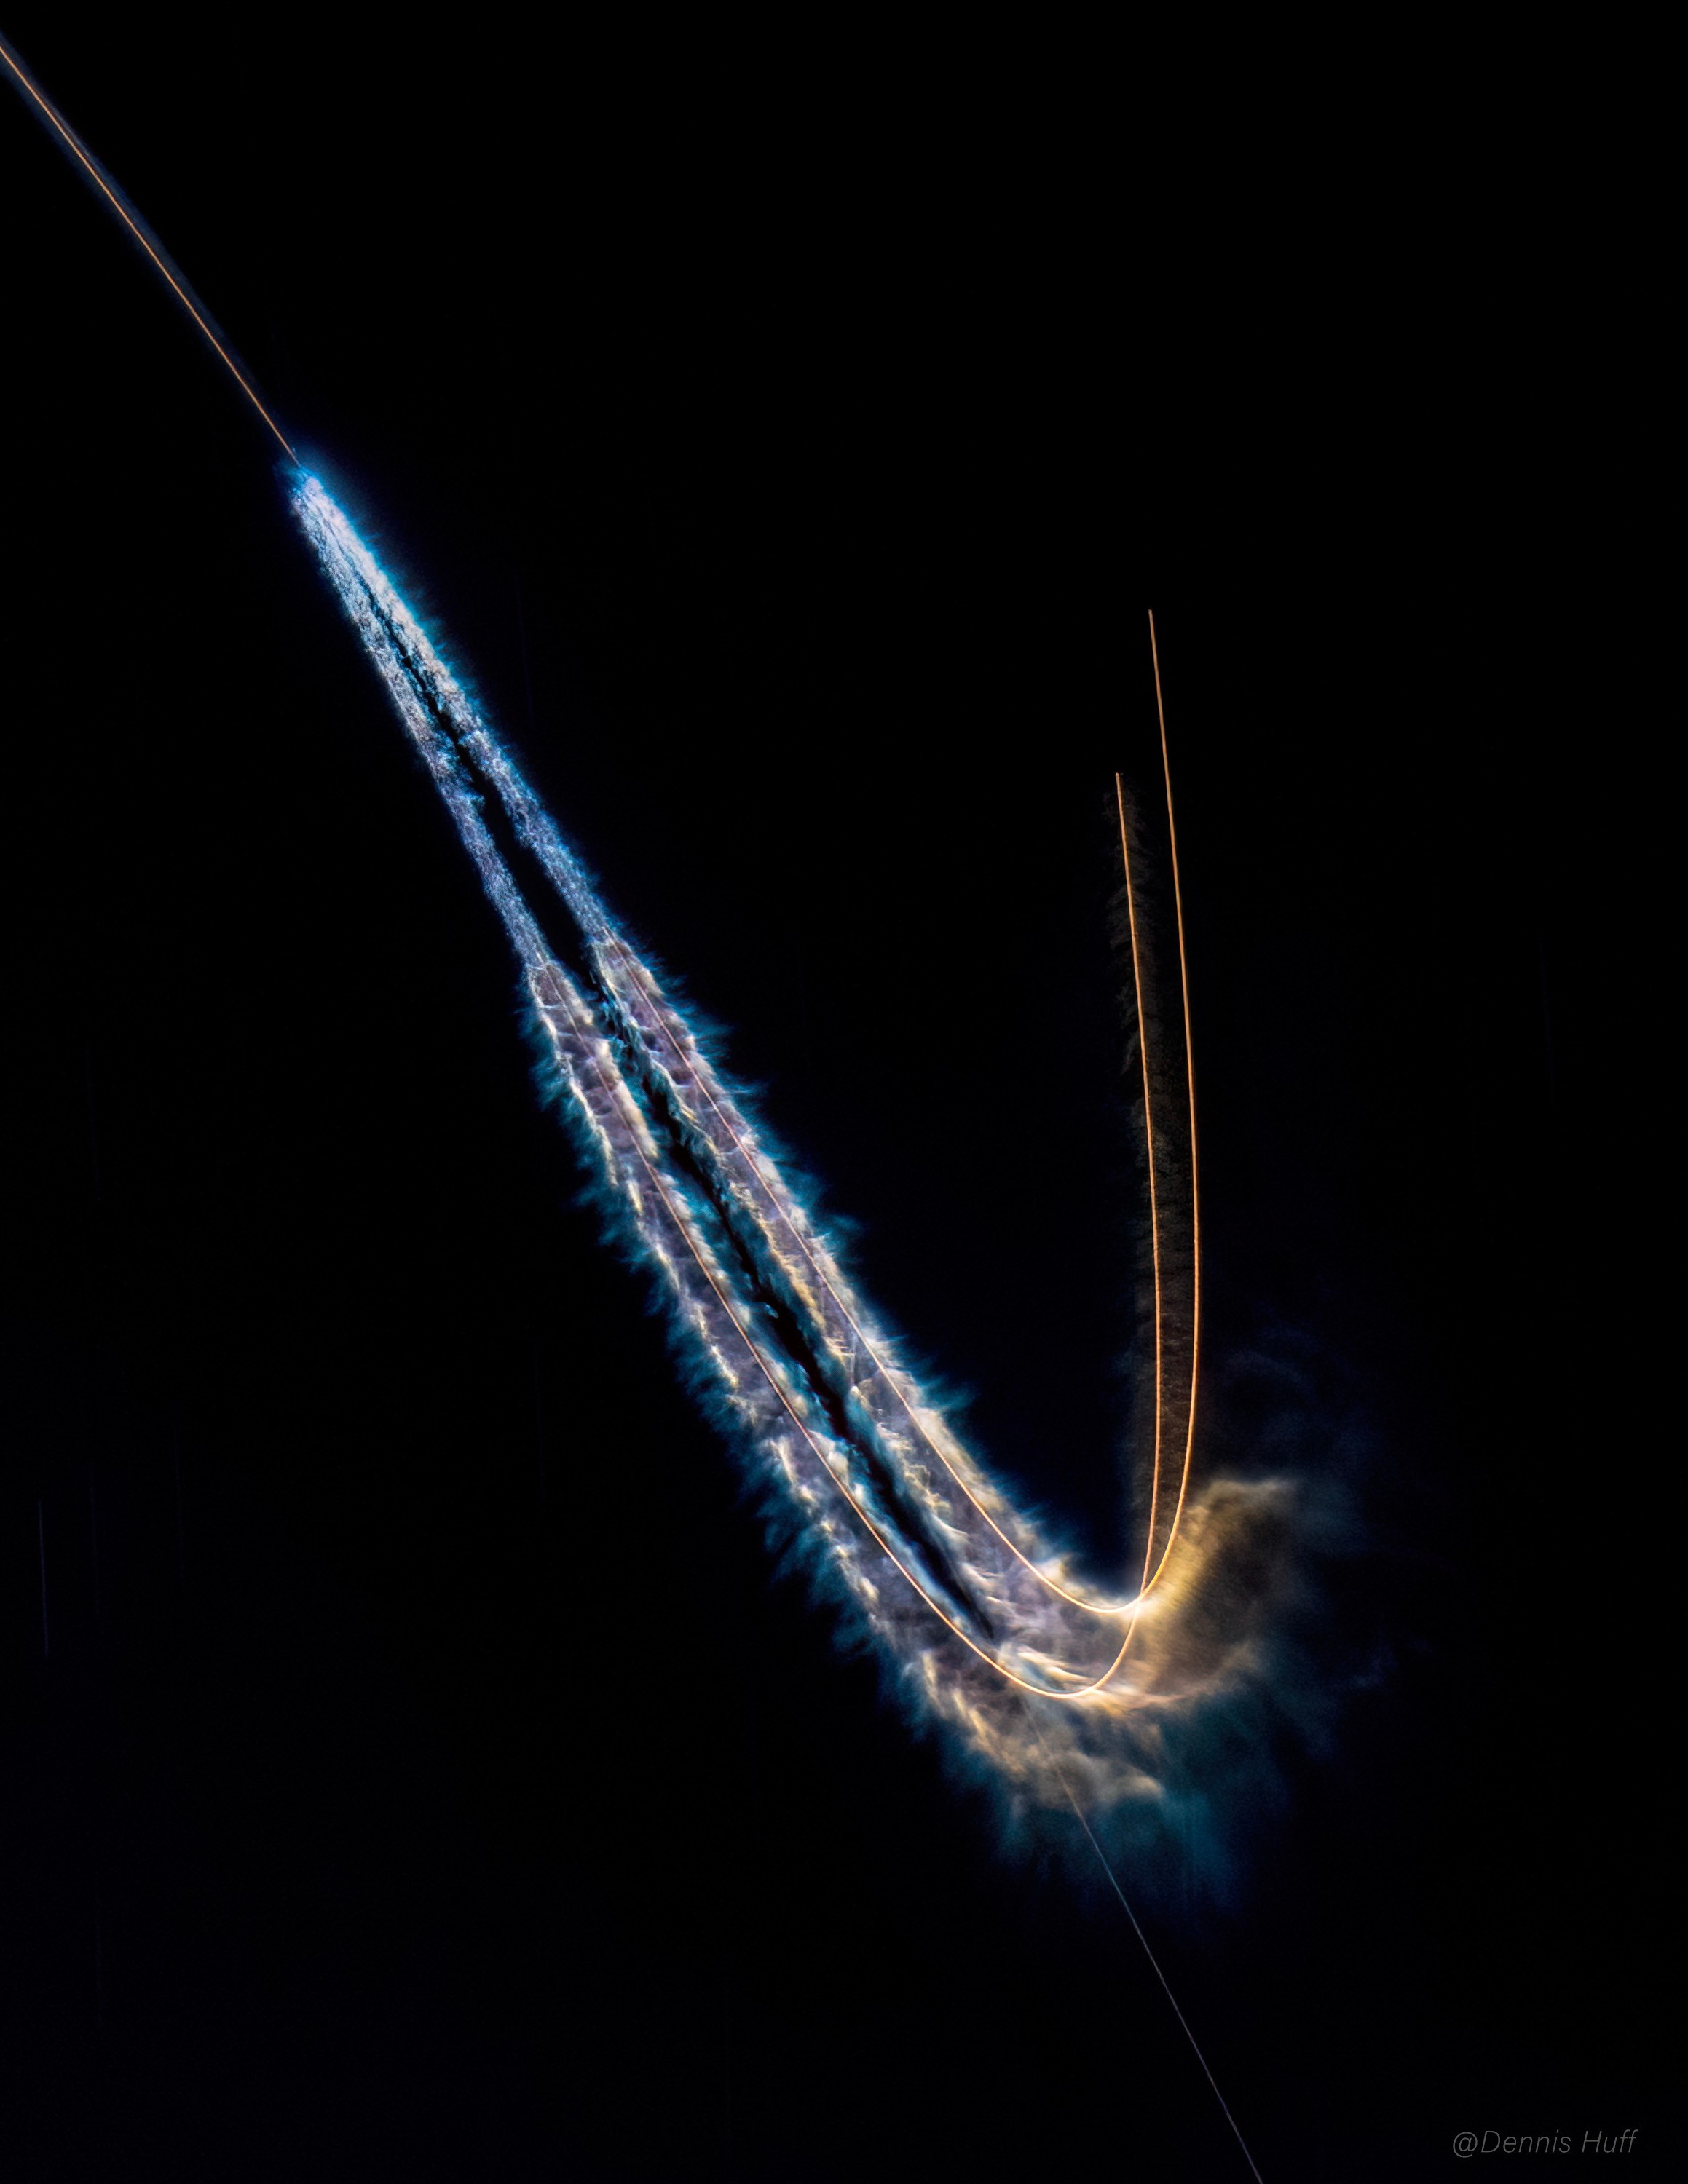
[{"x1": 1452, "y1": 2131, "x2": 1640, "y2": 2158}]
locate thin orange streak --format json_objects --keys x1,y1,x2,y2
[
  {"x1": 1116, "y1": 772, "x2": 1167, "y2": 1597},
  {"x1": 1, "y1": 43, "x2": 296, "y2": 461},
  {"x1": 599, "y1": 932, "x2": 1138, "y2": 1619},
  {"x1": 3, "y1": 23, "x2": 1170, "y2": 1686},
  {"x1": 548, "y1": 978, "x2": 1141, "y2": 1698},
  {"x1": 1140, "y1": 609, "x2": 1200, "y2": 1592}
]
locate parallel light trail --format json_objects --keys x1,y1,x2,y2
[
  {"x1": 1117, "y1": 767, "x2": 1170, "y2": 1599},
  {"x1": 5, "y1": 8, "x2": 1250, "y2": 1802},
  {"x1": 1113, "y1": 618, "x2": 1203, "y2": 1605},
  {"x1": 300, "y1": 480, "x2": 1263, "y2": 2184},
  {"x1": 289, "y1": 474, "x2": 1239, "y2": 1792},
  {"x1": 1149, "y1": 609, "x2": 1203, "y2": 1582},
  {"x1": 11, "y1": 44, "x2": 1275, "y2": 2167}
]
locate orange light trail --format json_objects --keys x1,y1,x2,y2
[
  {"x1": 545, "y1": 638, "x2": 1204, "y2": 1692},
  {"x1": 294, "y1": 470, "x2": 1215, "y2": 1716},
  {"x1": 1143, "y1": 608, "x2": 1202, "y2": 1593},
  {"x1": 6, "y1": 37, "x2": 1290, "y2": 1988},
  {"x1": 1108, "y1": 612, "x2": 1202, "y2": 1617},
  {"x1": 545, "y1": 969, "x2": 1142, "y2": 1700},
  {"x1": 1117, "y1": 769, "x2": 1168, "y2": 1595},
  {"x1": 572, "y1": 614, "x2": 1204, "y2": 1692},
  {"x1": 576, "y1": 625, "x2": 1202, "y2": 1631},
  {"x1": 1, "y1": 35, "x2": 296, "y2": 461},
  {"x1": 595, "y1": 926, "x2": 1143, "y2": 1622}
]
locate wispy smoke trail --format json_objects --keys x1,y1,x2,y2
[{"x1": 292, "y1": 472, "x2": 1297, "y2": 1841}]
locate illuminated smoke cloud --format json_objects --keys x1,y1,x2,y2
[{"x1": 292, "y1": 471, "x2": 1301, "y2": 1856}]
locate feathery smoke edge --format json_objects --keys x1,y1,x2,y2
[
  {"x1": 291, "y1": 470, "x2": 1301, "y2": 1836},
  {"x1": 4, "y1": 23, "x2": 1324, "y2": 1887}
]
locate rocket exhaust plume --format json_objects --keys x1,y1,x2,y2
[
  {"x1": 7, "y1": 31, "x2": 1290, "y2": 1821},
  {"x1": 294, "y1": 475, "x2": 1280, "y2": 2180},
  {"x1": 290, "y1": 477, "x2": 1294, "y2": 1837},
  {"x1": 7, "y1": 39, "x2": 1309, "y2": 2165}
]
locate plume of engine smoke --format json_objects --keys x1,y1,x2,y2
[{"x1": 290, "y1": 470, "x2": 1317, "y2": 1884}]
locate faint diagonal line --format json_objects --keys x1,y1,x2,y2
[{"x1": 1028, "y1": 1706, "x2": 1265, "y2": 2183}]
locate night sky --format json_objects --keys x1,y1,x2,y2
[{"x1": 1, "y1": 17, "x2": 1666, "y2": 2180}]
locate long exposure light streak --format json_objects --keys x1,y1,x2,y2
[
  {"x1": 1112, "y1": 622, "x2": 1203, "y2": 1606},
  {"x1": 3, "y1": 16, "x2": 1297, "y2": 1843},
  {"x1": 291, "y1": 475, "x2": 1153, "y2": 1704},
  {"x1": 1150, "y1": 608, "x2": 1203, "y2": 1583},
  {"x1": 9, "y1": 44, "x2": 1287, "y2": 2169},
  {"x1": 1117, "y1": 768, "x2": 1170, "y2": 1599},
  {"x1": 1, "y1": 31, "x2": 295, "y2": 459},
  {"x1": 285, "y1": 468, "x2": 1289, "y2": 1828},
  {"x1": 2, "y1": 20, "x2": 1213, "y2": 1722}
]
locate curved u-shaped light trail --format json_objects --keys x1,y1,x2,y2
[
  {"x1": 4, "y1": 24, "x2": 1219, "y2": 1738},
  {"x1": 294, "y1": 480, "x2": 1257, "y2": 2175},
  {"x1": 9, "y1": 39, "x2": 1270, "y2": 2164},
  {"x1": 290, "y1": 476, "x2": 1210, "y2": 1725}
]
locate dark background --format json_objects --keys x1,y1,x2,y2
[{"x1": 1, "y1": 16, "x2": 1665, "y2": 2180}]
